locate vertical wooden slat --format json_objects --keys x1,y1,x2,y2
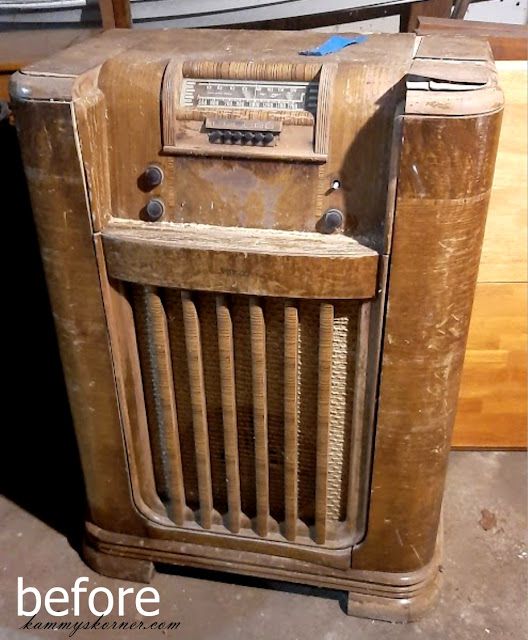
[
  {"x1": 249, "y1": 296, "x2": 270, "y2": 537},
  {"x1": 283, "y1": 301, "x2": 299, "y2": 541},
  {"x1": 132, "y1": 285, "x2": 186, "y2": 525},
  {"x1": 216, "y1": 295, "x2": 242, "y2": 533},
  {"x1": 181, "y1": 290, "x2": 214, "y2": 529},
  {"x1": 98, "y1": 0, "x2": 132, "y2": 30},
  {"x1": 315, "y1": 302, "x2": 334, "y2": 544},
  {"x1": 346, "y1": 302, "x2": 372, "y2": 529}
]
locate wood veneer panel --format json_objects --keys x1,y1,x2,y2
[
  {"x1": 354, "y1": 109, "x2": 502, "y2": 573},
  {"x1": 101, "y1": 222, "x2": 379, "y2": 300},
  {"x1": 13, "y1": 99, "x2": 143, "y2": 533}
]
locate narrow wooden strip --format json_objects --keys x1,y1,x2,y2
[
  {"x1": 283, "y1": 301, "x2": 299, "y2": 541},
  {"x1": 249, "y1": 296, "x2": 270, "y2": 537},
  {"x1": 216, "y1": 295, "x2": 242, "y2": 533},
  {"x1": 181, "y1": 290, "x2": 214, "y2": 529},
  {"x1": 346, "y1": 302, "x2": 372, "y2": 529},
  {"x1": 147, "y1": 289, "x2": 187, "y2": 525},
  {"x1": 132, "y1": 285, "x2": 186, "y2": 524},
  {"x1": 315, "y1": 303, "x2": 334, "y2": 545},
  {"x1": 94, "y1": 237, "x2": 165, "y2": 521}
]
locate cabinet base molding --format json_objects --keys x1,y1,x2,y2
[{"x1": 83, "y1": 521, "x2": 441, "y2": 622}]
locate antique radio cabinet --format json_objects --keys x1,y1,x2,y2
[{"x1": 11, "y1": 29, "x2": 502, "y2": 622}]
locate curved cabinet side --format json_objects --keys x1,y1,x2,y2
[
  {"x1": 354, "y1": 109, "x2": 503, "y2": 573},
  {"x1": 13, "y1": 97, "x2": 146, "y2": 535}
]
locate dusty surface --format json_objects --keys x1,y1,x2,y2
[{"x1": 0, "y1": 451, "x2": 526, "y2": 640}]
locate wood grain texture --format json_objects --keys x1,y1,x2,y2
[
  {"x1": 283, "y1": 302, "x2": 299, "y2": 542},
  {"x1": 453, "y1": 283, "x2": 527, "y2": 449},
  {"x1": 180, "y1": 291, "x2": 215, "y2": 529},
  {"x1": 101, "y1": 222, "x2": 379, "y2": 300},
  {"x1": 249, "y1": 298, "x2": 271, "y2": 537},
  {"x1": 92, "y1": 30, "x2": 414, "y2": 251},
  {"x1": 98, "y1": 0, "x2": 132, "y2": 30},
  {"x1": 13, "y1": 30, "x2": 503, "y2": 621},
  {"x1": 414, "y1": 27, "x2": 526, "y2": 450},
  {"x1": 416, "y1": 17, "x2": 528, "y2": 60},
  {"x1": 477, "y1": 62, "x2": 527, "y2": 284},
  {"x1": 13, "y1": 99, "x2": 144, "y2": 534},
  {"x1": 354, "y1": 109, "x2": 503, "y2": 573},
  {"x1": 215, "y1": 295, "x2": 243, "y2": 533},
  {"x1": 401, "y1": 0, "x2": 453, "y2": 33},
  {"x1": 453, "y1": 62, "x2": 527, "y2": 448},
  {"x1": 93, "y1": 240, "x2": 168, "y2": 523},
  {"x1": 85, "y1": 520, "x2": 440, "y2": 623},
  {"x1": 346, "y1": 302, "x2": 371, "y2": 528}
]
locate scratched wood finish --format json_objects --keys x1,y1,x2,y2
[
  {"x1": 215, "y1": 295, "x2": 243, "y2": 532},
  {"x1": 101, "y1": 221, "x2": 379, "y2": 300},
  {"x1": 354, "y1": 109, "x2": 503, "y2": 573},
  {"x1": 283, "y1": 302, "x2": 299, "y2": 541},
  {"x1": 12, "y1": 30, "x2": 502, "y2": 622},
  {"x1": 12, "y1": 100, "x2": 146, "y2": 535},
  {"x1": 92, "y1": 30, "x2": 414, "y2": 250},
  {"x1": 180, "y1": 290, "x2": 215, "y2": 530},
  {"x1": 451, "y1": 61, "x2": 527, "y2": 449}
]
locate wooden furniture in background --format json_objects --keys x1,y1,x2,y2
[
  {"x1": 401, "y1": 0, "x2": 454, "y2": 32},
  {"x1": 417, "y1": 17, "x2": 528, "y2": 59},
  {"x1": 416, "y1": 19, "x2": 527, "y2": 449},
  {"x1": 453, "y1": 61, "x2": 527, "y2": 449},
  {"x1": 98, "y1": 0, "x2": 132, "y2": 30}
]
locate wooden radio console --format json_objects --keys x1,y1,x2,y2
[{"x1": 11, "y1": 29, "x2": 502, "y2": 621}]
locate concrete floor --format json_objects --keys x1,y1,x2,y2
[{"x1": 1, "y1": 451, "x2": 526, "y2": 640}]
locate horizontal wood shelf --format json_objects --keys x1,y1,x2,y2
[{"x1": 101, "y1": 221, "x2": 379, "y2": 299}]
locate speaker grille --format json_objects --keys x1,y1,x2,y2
[{"x1": 129, "y1": 284, "x2": 366, "y2": 547}]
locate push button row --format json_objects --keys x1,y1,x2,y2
[{"x1": 208, "y1": 129, "x2": 276, "y2": 146}]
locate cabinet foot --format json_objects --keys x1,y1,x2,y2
[{"x1": 82, "y1": 539, "x2": 155, "y2": 583}]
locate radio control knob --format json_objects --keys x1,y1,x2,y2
[
  {"x1": 145, "y1": 198, "x2": 165, "y2": 222},
  {"x1": 320, "y1": 209, "x2": 344, "y2": 234},
  {"x1": 222, "y1": 130, "x2": 233, "y2": 144},
  {"x1": 208, "y1": 130, "x2": 223, "y2": 144},
  {"x1": 263, "y1": 132, "x2": 274, "y2": 145},
  {"x1": 253, "y1": 132, "x2": 265, "y2": 144},
  {"x1": 231, "y1": 130, "x2": 243, "y2": 143},
  {"x1": 243, "y1": 131, "x2": 255, "y2": 144},
  {"x1": 143, "y1": 165, "x2": 163, "y2": 189}
]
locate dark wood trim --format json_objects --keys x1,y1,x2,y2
[
  {"x1": 98, "y1": 0, "x2": 132, "y2": 29},
  {"x1": 400, "y1": 0, "x2": 453, "y2": 33},
  {"x1": 416, "y1": 16, "x2": 528, "y2": 60}
]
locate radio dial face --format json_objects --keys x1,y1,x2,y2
[{"x1": 181, "y1": 79, "x2": 318, "y2": 113}]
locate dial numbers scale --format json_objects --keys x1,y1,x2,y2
[{"x1": 181, "y1": 79, "x2": 318, "y2": 113}]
